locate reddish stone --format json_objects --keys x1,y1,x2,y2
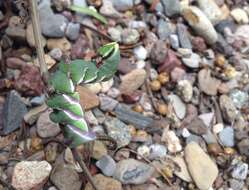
[
  {"x1": 6, "y1": 57, "x2": 26, "y2": 69},
  {"x1": 158, "y1": 49, "x2": 182, "y2": 73},
  {"x1": 14, "y1": 65, "x2": 45, "y2": 96},
  {"x1": 71, "y1": 35, "x2": 90, "y2": 59},
  {"x1": 117, "y1": 58, "x2": 136, "y2": 74},
  {"x1": 122, "y1": 91, "x2": 142, "y2": 104},
  {"x1": 170, "y1": 67, "x2": 186, "y2": 82},
  {"x1": 192, "y1": 37, "x2": 207, "y2": 52}
]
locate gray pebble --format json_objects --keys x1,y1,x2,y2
[
  {"x1": 96, "y1": 155, "x2": 116, "y2": 176},
  {"x1": 66, "y1": 23, "x2": 80, "y2": 41}
]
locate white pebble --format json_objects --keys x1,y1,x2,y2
[
  {"x1": 182, "y1": 128, "x2": 191, "y2": 138},
  {"x1": 133, "y1": 46, "x2": 148, "y2": 60},
  {"x1": 212, "y1": 123, "x2": 224, "y2": 134}
]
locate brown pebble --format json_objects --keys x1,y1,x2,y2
[
  {"x1": 31, "y1": 137, "x2": 43, "y2": 152},
  {"x1": 157, "y1": 104, "x2": 168, "y2": 116},
  {"x1": 224, "y1": 147, "x2": 235, "y2": 155},
  {"x1": 215, "y1": 54, "x2": 226, "y2": 67},
  {"x1": 157, "y1": 72, "x2": 170, "y2": 85},
  {"x1": 150, "y1": 80, "x2": 161, "y2": 91},
  {"x1": 207, "y1": 143, "x2": 223, "y2": 156},
  {"x1": 132, "y1": 104, "x2": 143, "y2": 113}
]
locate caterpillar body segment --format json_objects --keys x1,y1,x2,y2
[{"x1": 47, "y1": 42, "x2": 120, "y2": 147}]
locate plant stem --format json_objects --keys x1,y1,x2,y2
[
  {"x1": 72, "y1": 148, "x2": 99, "y2": 190},
  {"x1": 29, "y1": 0, "x2": 48, "y2": 83}
]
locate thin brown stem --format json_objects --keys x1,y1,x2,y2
[{"x1": 29, "y1": 0, "x2": 48, "y2": 83}]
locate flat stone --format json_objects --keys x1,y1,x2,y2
[
  {"x1": 187, "y1": 117, "x2": 208, "y2": 135},
  {"x1": 65, "y1": 22, "x2": 80, "y2": 41},
  {"x1": 177, "y1": 23, "x2": 192, "y2": 49},
  {"x1": 104, "y1": 116, "x2": 131, "y2": 147},
  {"x1": 182, "y1": 6, "x2": 218, "y2": 44},
  {"x1": 161, "y1": 0, "x2": 181, "y2": 17},
  {"x1": 168, "y1": 94, "x2": 186, "y2": 119},
  {"x1": 50, "y1": 163, "x2": 82, "y2": 190},
  {"x1": 37, "y1": 110, "x2": 61, "y2": 138},
  {"x1": 114, "y1": 104, "x2": 154, "y2": 130},
  {"x1": 3, "y1": 90, "x2": 27, "y2": 135},
  {"x1": 96, "y1": 155, "x2": 116, "y2": 176},
  {"x1": 113, "y1": 159, "x2": 154, "y2": 184},
  {"x1": 77, "y1": 86, "x2": 99, "y2": 110},
  {"x1": 219, "y1": 95, "x2": 238, "y2": 124},
  {"x1": 92, "y1": 140, "x2": 108, "y2": 160},
  {"x1": 198, "y1": 69, "x2": 221, "y2": 96},
  {"x1": 161, "y1": 130, "x2": 182, "y2": 153},
  {"x1": 47, "y1": 37, "x2": 71, "y2": 52},
  {"x1": 218, "y1": 127, "x2": 234, "y2": 147},
  {"x1": 231, "y1": 162, "x2": 248, "y2": 180},
  {"x1": 119, "y1": 69, "x2": 146, "y2": 94},
  {"x1": 99, "y1": 94, "x2": 118, "y2": 112},
  {"x1": 182, "y1": 52, "x2": 201, "y2": 68},
  {"x1": 12, "y1": 161, "x2": 52, "y2": 190},
  {"x1": 157, "y1": 19, "x2": 172, "y2": 40},
  {"x1": 85, "y1": 174, "x2": 122, "y2": 190},
  {"x1": 171, "y1": 156, "x2": 192, "y2": 182},
  {"x1": 185, "y1": 142, "x2": 218, "y2": 190},
  {"x1": 26, "y1": 23, "x2": 46, "y2": 48}
]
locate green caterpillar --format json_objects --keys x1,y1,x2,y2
[{"x1": 47, "y1": 42, "x2": 120, "y2": 147}]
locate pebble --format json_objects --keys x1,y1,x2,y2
[
  {"x1": 84, "y1": 83, "x2": 102, "y2": 94},
  {"x1": 85, "y1": 174, "x2": 122, "y2": 190},
  {"x1": 100, "y1": 79, "x2": 113, "y2": 93},
  {"x1": 169, "y1": 34, "x2": 180, "y2": 49},
  {"x1": 231, "y1": 8, "x2": 249, "y2": 24},
  {"x1": 182, "y1": 52, "x2": 201, "y2": 68},
  {"x1": 162, "y1": 130, "x2": 182, "y2": 153},
  {"x1": 104, "y1": 116, "x2": 131, "y2": 147},
  {"x1": 24, "y1": 104, "x2": 47, "y2": 125},
  {"x1": 161, "y1": 0, "x2": 181, "y2": 17},
  {"x1": 187, "y1": 117, "x2": 208, "y2": 135},
  {"x1": 96, "y1": 155, "x2": 116, "y2": 176},
  {"x1": 198, "y1": 69, "x2": 221, "y2": 96},
  {"x1": 182, "y1": 6, "x2": 218, "y2": 44},
  {"x1": 212, "y1": 123, "x2": 224, "y2": 134},
  {"x1": 49, "y1": 48, "x2": 63, "y2": 61},
  {"x1": 198, "y1": 112, "x2": 214, "y2": 127},
  {"x1": 170, "y1": 67, "x2": 186, "y2": 82},
  {"x1": 219, "y1": 95, "x2": 238, "y2": 124},
  {"x1": 112, "y1": 0, "x2": 133, "y2": 11},
  {"x1": 107, "y1": 88, "x2": 120, "y2": 98},
  {"x1": 133, "y1": 46, "x2": 148, "y2": 60},
  {"x1": 229, "y1": 179, "x2": 244, "y2": 190},
  {"x1": 12, "y1": 161, "x2": 52, "y2": 190},
  {"x1": 231, "y1": 162, "x2": 248, "y2": 180},
  {"x1": 99, "y1": 94, "x2": 118, "y2": 112},
  {"x1": 6, "y1": 27, "x2": 26, "y2": 42},
  {"x1": 113, "y1": 159, "x2": 154, "y2": 184},
  {"x1": 37, "y1": 110, "x2": 61, "y2": 138},
  {"x1": 121, "y1": 29, "x2": 140, "y2": 45},
  {"x1": 157, "y1": 19, "x2": 172, "y2": 40},
  {"x1": 196, "y1": 0, "x2": 222, "y2": 24},
  {"x1": 148, "y1": 144, "x2": 167, "y2": 160},
  {"x1": 65, "y1": 22, "x2": 80, "y2": 41},
  {"x1": 150, "y1": 40, "x2": 168, "y2": 65},
  {"x1": 30, "y1": 95, "x2": 46, "y2": 106},
  {"x1": 92, "y1": 140, "x2": 108, "y2": 160},
  {"x1": 182, "y1": 128, "x2": 191, "y2": 138},
  {"x1": 119, "y1": 69, "x2": 146, "y2": 94},
  {"x1": 171, "y1": 156, "x2": 192, "y2": 182},
  {"x1": 47, "y1": 37, "x2": 71, "y2": 52},
  {"x1": 137, "y1": 145, "x2": 150, "y2": 158},
  {"x1": 100, "y1": 0, "x2": 122, "y2": 18},
  {"x1": 237, "y1": 138, "x2": 249, "y2": 157},
  {"x1": 26, "y1": 23, "x2": 46, "y2": 48},
  {"x1": 77, "y1": 86, "x2": 100, "y2": 110},
  {"x1": 229, "y1": 89, "x2": 248, "y2": 109},
  {"x1": 3, "y1": 90, "x2": 27, "y2": 135},
  {"x1": 114, "y1": 104, "x2": 154, "y2": 130},
  {"x1": 108, "y1": 27, "x2": 122, "y2": 42},
  {"x1": 177, "y1": 80, "x2": 193, "y2": 102},
  {"x1": 177, "y1": 23, "x2": 192, "y2": 49},
  {"x1": 184, "y1": 142, "x2": 218, "y2": 190},
  {"x1": 218, "y1": 127, "x2": 234, "y2": 147},
  {"x1": 168, "y1": 94, "x2": 186, "y2": 119},
  {"x1": 50, "y1": 163, "x2": 82, "y2": 190}
]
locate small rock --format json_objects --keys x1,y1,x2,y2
[
  {"x1": 137, "y1": 145, "x2": 150, "y2": 158},
  {"x1": 187, "y1": 117, "x2": 208, "y2": 135},
  {"x1": 84, "y1": 83, "x2": 102, "y2": 94},
  {"x1": 171, "y1": 156, "x2": 192, "y2": 182},
  {"x1": 3, "y1": 90, "x2": 27, "y2": 135},
  {"x1": 99, "y1": 94, "x2": 118, "y2": 112},
  {"x1": 121, "y1": 29, "x2": 140, "y2": 45},
  {"x1": 238, "y1": 138, "x2": 249, "y2": 157},
  {"x1": 47, "y1": 37, "x2": 71, "y2": 52},
  {"x1": 177, "y1": 80, "x2": 193, "y2": 102},
  {"x1": 198, "y1": 69, "x2": 221, "y2": 96},
  {"x1": 182, "y1": 6, "x2": 218, "y2": 44},
  {"x1": 168, "y1": 94, "x2": 186, "y2": 119},
  {"x1": 100, "y1": 79, "x2": 114, "y2": 93},
  {"x1": 113, "y1": 159, "x2": 154, "y2": 184},
  {"x1": 229, "y1": 89, "x2": 248, "y2": 109},
  {"x1": 6, "y1": 27, "x2": 26, "y2": 42},
  {"x1": 150, "y1": 40, "x2": 168, "y2": 65},
  {"x1": 177, "y1": 23, "x2": 192, "y2": 49},
  {"x1": 24, "y1": 104, "x2": 47, "y2": 125},
  {"x1": 218, "y1": 127, "x2": 234, "y2": 147},
  {"x1": 50, "y1": 163, "x2": 82, "y2": 190},
  {"x1": 92, "y1": 140, "x2": 108, "y2": 160},
  {"x1": 112, "y1": 0, "x2": 133, "y2": 11},
  {"x1": 12, "y1": 161, "x2": 51, "y2": 190},
  {"x1": 119, "y1": 69, "x2": 146, "y2": 94},
  {"x1": 185, "y1": 142, "x2": 218, "y2": 190},
  {"x1": 170, "y1": 67, "x2": 186, "y2": 82},
  {"x1": 133, "y1": 46, "x2": 148, "y2": 60},
  {"x1": 108, "y1": 27, "x2": 122, "y2": 42},
  {"x1": 157, "y1": 19, "x2": 172, "y2": 40},
  {"x1": 162, "y1": 130, "x2": 182, "y2": 153},
  {"x1": 49, "y1": 48, "x2": 63, "y2": 61},
  {"x1": 231, "y1": 8, "x2": 249, "y2": 24},
  {"x1": 30, "y1": 95, "x2": 46, "y2": 106},
  {"x1": 219, "y1": 95, "x2": 238, "y2": 124},
  {"x1": 37, "y1": 110, "x2": 61, "y2": 138},
  {"x1": 198, "y1": 112, "x2": 214, "y2": 127},
  {"x1": 148, "y1": 144, "x2": 167, "y2": 160},
  {"x1": 229, "y1": 179, "x2": 244, "y2": 190},
  {"x1": 231, "y1": 162, "x2": 248, "y2": 180},
  {"x1": 96, "y1": 155, "x2": 116, "y2": 176},
  {"x1": 100, "y1": 0, "x2": 121, "y2": 18},
  {"x1": 104, "y1": 117, "x2": 131, "y2": 147},
  {"x1": 212, "y1": 123, "x2": 224, "y2": 134},
  {"x1": 107, "y1": 88, "x2": 120, "y2": 98},
  {"x1": 169, "y1": 34, "x2": 179, "y2": 49},
  {"x1": 26, "y1": 23, "x2": 46, "y2": 48},
  {"x1": 161, "y1": 0, "x2": 181, "y2": 17},
  {"x1": 77, "y1": 86, "x2": 99, "y2": 110},
  {"x1": 65, "y1": 22, "x2": 80, "y2": 41},
  {"x1": 182, "y1": 52, "x2": 201, "y2": 68},
  {"x1": 196, "y1": 0, "x2": 222, "y2": 24},
  {"x1": 85, "y1": 174, "x2": 122, "y2": 190}
]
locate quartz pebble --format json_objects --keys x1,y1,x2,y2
[
  {"x1": 176, "y1": 80, "x2": 193, "y2": 102},
  {"x1": 168, "y1": 94, "x2": 186, "y2": 119},
  {"x1": 231, "y1": 161, "x2": 248, "y2": 180},
  {"x1": 231, "y1": 8, "x2": 249, "y2": 24},
  {"x1": 133, "y1": 46, "x2": 148, "y2": 60},
  {"x1": 162, "y1": 130, "x2": 182, "y2": 153}
]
